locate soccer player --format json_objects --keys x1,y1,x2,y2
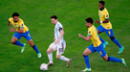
[
  {"x1": 8, "y1": 12, "x2": 42, "y2": 58},
  {"x1": 79, "y1": 17, "x2": 126, "y2": 72},
  {"x1": 96, "y1": 1, "x2": 124, "y2": 54},
  {"x1": 47, "y1": 15, "x2": 71, "y2": 67}
]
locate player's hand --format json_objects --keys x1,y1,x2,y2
[
  {"x1": 18, "y1": 28, "x2": 24, "y2": 33},
  {"x1": 10, "y1": 28, "x2": 16, "y2": 32},
  {"x1": 18, "y1": 30, "x2": 24, "y2": 33},
  {"x1": 95, "y1": 20, "x2": 100, "y2": 24},
  {"x1": 78, "y1": 33, "x2": 83, "y2": 38},
  {"x1": 54, "y1": 39, "x2": 60, "y2": 44}
]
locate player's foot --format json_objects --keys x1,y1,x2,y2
[
  {"x1": 21, "y1": 43, "x2": 26, "y2": 53},
  {"x1": 37, "y1": 53, "x2": 42, "y2": 58},
  {"x1": 103, "y1": 41, "x2": 108, "y2": 48},
  {"x1": 118, "y1": 46, "x2": 124, "y2": 54},
  {"x1": 48, "y1": 62, "x2": 53, "y2": 66},
  {"x1": 82, "y1": 68, "x2": 92, "y2": 72},
  {"x1": 66, "y1": 59, "x2": 71, "y2": 67},
  {"x1": 122, "y1": 58, "x2": 127, "y2": 66}
]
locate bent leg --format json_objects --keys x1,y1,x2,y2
[
  {"x1": 83, "y1": 48, "x2": 92, "y2": 69},
  {"x1": 102, "y1": 55, "x2": 122, "y2": 63},
  {"x1": 47, "y1": 43, "x2": 56, "y2": 64},
  {"x1": 97, "y1": 25, "x2": 107, "y2": 44},
  {"x1": 56, "y1": 47, "x2": 70, "y2": 62},
  {"x1": 11, "y1": 37, "x2": 24, "y2": 47},
  {"x1": 106, "y1": 29, "x2": 123, "y2": 48},
  {"x1": 28, "y1": 40, "x2": 40, "y2": 54},
  {"x1": 99, "y1": 48, "x2": 122, "y2": 63}
]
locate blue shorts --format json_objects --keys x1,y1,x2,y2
[
  {"x1": 13, "y1": 31, "x2": 32, "y2": 41},
  {"x1": 87, "y1": 43, "x2": 107, "y2": 57},
  {"x1": 97, "y1": 25, "x2": 114, "y2": 37}
]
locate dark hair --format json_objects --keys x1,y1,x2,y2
[
  {"x1": 50, "y1": 15, "x2": 58, "y2": 19},
  {"x1": 85, "y1": 17, "x2": 93, "y2": 24},
  {"x1": 99, "y1": 1, "x2": 105, "y2": 5},
  {"x1": 12, "y1": 12, "x2": 19, "y2": 17}
]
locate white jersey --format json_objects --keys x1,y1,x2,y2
[
  {"x1": 54, "y1": 22, "x2": 64, "y2": 42},
  {"x1": 48, "y1": 21, "x2": 66, "y2": 55}
]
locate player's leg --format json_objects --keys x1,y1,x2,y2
[
  {"x1": 82, "y1": 48, "x2": 92, "y2": 72},
  {"x1": 56, "y1": 48, "x2": 70, "y2": 64},
  {"x1": 102, "y1": 55, "x2": 127, "y2": 66},
  {"x1": 99, "y1": 48, "x2": 122, "y2": 63},
  {"x1": 47, "y1": 43, "x2": 56, "y2": 65},
  {"x1": 82, "y1": 45, "x2": 95, "y2": 72},
  {"x1": 24, "y1": 31, "x2": 41, "y2": 58},
  {"x1": 56, "y1": 54, "x2": 71, "y2": 67},
  {"x1": 11, "y1": 37, "x2": 24, "y2": 47},
  {"x1": 11, "y1": 32, "x2": 24, "y2": 47},
  {"x1": 98, "y1": 45, "x2": 127, "y2": 66},
  {"x1": 28, "y1": 40, "x2": 42, "y2": 58},
  {"x1": 97, "y1": 25, "x2": 105, "y2": 34},
  {"x1": 11, "y1": 32, "x2": 26, "y2": 53},
  {"x1": 99, "y1": 36, "x2": 108, "y2": 48},
  {"x1": 97, "y1": 25, "x2": 108, "y2": 46},
  {"x1": 106, "y1": 29, "x2": 124, "y2": 54},
  {"x1": 56, "y1": 41, "x2": 71, "y2": 67}
]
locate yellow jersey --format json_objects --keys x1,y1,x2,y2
[
  {"x1": 88, "y1": 25, "x2": 101, "y2": 47},
  {"x1": 99, "y1": 8, "x2": 112, "y2": 29},
  {"x1": 8, "y1": 18, "x2": 29, "y2": 33}
]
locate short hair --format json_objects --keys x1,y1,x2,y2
[
  {"x1": 12, "y1": 12, "x2": 19, "y2": 17},
  {"x1": 99, "y1": 1, "x2": 105, "y2": 5},
  {"x1": 85, "y1": 17, "x2": 93, "y2": 24},
  {"x1": 50, "y1": 15, "x2": 58, "y2": 19}
]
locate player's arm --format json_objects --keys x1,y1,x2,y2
[
  {"x1": 96, "y1": 19, "x2": 109, "y2": 24},
  {"x1": 55, "y1": 27, "x2": 64, "y2": 44},
  {"x1": 17, "y1": 20, "x2": 25, "y2": 33},
  {"x1": 18, "y1": 24, "x2": 24, "y2": 33},
  {"x1": 78, "y1": 33, "x2": 91, "y2": 41},
  {"x1": 96, "y1": 12, "x2": 110, "y2": 24},
  {"x1": 59, "y1": 28, "x2": 64, "y2": 38},
  {"x1": 8, "y1": 20, "x2": 16, "y2": 32}
]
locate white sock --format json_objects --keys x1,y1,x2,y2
[
  {"x1": 48, "y1": 53, "x2": 53, "y2": 63},
  {"x1": 59, "y1": 56, "x2": 70, "y2": 62}
]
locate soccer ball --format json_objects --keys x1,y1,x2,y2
[{"x1": 40, "y1": 63, "x2": 48, "y2": 71}]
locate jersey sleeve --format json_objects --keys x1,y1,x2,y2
[{"x1": 58, "y1": 24, "x2": 63, "y2": 31}]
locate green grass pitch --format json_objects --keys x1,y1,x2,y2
[{"x1": 0, "y1": 0, "x2": 130, "y2": 72}]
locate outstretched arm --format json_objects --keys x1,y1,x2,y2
[
  {"x1": 8, "y1": 21, "x2": 16, "y2": 32},
  {"x1": 78, "y1": 33, "x2": 91, "y2": 41},
  {"x1": 96, "y1": 11, "x2": 110, "y2": 24},
  {"x1": 96, "y1": 19, "x2": 109, "y2": 24}
]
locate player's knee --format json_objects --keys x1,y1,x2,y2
[
  {"x1": 98, "y1": 31, "x2": 101, "y2": 34},
  {"x1": 30, "y1": 43, "x2": 34, "y2": 46},
  {"x1": 28, "y1": 40, "x2": 34, "y2": 46},
  {"x1": 46, "y1": 50, "x2": 49, "y2": 54},
  {"x1": 47, "y1": 49, "x2": 51, "y2": 54},
  {"x1": 83, "y1": 53, "x2": 86, "y2": 56},
  {"x1": 56, "y1": 55, "x2": 61, "y2": 59},
  {"x1": 11, "y1": 40, "x2": 16, "y2": 44},
  {"x1": 102, "y1": 57, "x2": 108, "y2": 61},
  {"x1": 103, "y1": 58, "x2": 108, "y2": 61},
  {"x1": 47, "y1": 48, "x2": 53, "y2": 54},
  {"x1": 110, "y1": 36, "x2": 115, "y2": 40},
  {"x1": 83, "y1": 51, "x2": 89, "y2": 56}
]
